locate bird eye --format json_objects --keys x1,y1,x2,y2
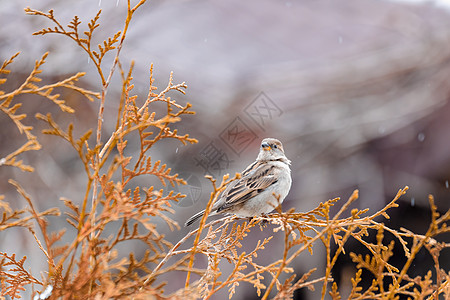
[{"x1": 273, "y1": 144, "x2": 278, "y2": 149}]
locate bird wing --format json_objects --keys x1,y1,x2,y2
[{"x1": 217, "y1": 161, "x2": 279, "y2": 212}]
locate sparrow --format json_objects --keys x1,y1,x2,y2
[{"x1": 185, "y1": 138, "x2": 292, "y2": 226}]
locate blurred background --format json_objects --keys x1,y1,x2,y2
[{"x1": 1, "y1": 0, "x2": 450, "y2": 298}]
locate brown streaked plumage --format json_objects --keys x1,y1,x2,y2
[{"x1": 185, "y1": 138, "x2": 292, "y2": 226}]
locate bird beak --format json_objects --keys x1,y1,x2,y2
[{"x1": 261, "y1": 142, "x2": 271, "y2": 151}]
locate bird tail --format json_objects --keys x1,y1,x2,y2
[{"x1": 184, "y1": 210, "x2": 205, "y2": 227}]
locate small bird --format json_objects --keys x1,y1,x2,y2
[{"x1": 185, "y1": 138, "x2": 292, "y2": 226}]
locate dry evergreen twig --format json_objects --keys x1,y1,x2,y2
[
  {"x1": 0, "y1": 51, "x2": 99, "y2": 174},
  {"x1": 0, "y1": 2, "x2": 449, "y2": 299}
]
